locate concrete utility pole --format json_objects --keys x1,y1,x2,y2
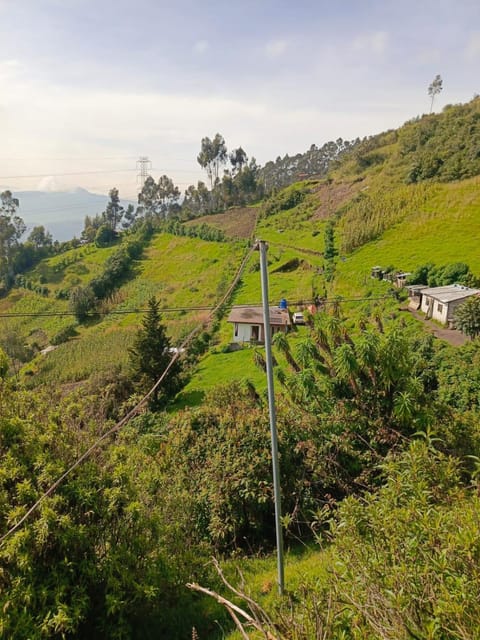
[
  {"x1": 256, "y1": 239, "x2": 285, "y2": 595},
  {"x1": 136, "y1": 156, "x2": 152, "y2": 189}
]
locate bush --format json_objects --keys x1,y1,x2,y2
[{"x1": 51, "y1": 324, "x2": 77, "y2": 345}]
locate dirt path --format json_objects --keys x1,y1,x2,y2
[{"x1": 406, "y1": 309, "x2": 469, "y2": 346}]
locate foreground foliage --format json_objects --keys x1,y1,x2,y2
[
  {"x1": 0, "y1": 383, "x2": 220, "y2": 639},
  {"x1": 216, "y1": 439, "x2": 480, "y2": 640}
]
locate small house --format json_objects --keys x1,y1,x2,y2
[
  {"x1": 227, "y1": 306, "x2": 291, "y2": 343},
  {"x1": 419, "y1": 284, "x2": 480, "y2": 325},
  {"x1": 394, "y1": 272, "x2": 412, "y2": 288}
]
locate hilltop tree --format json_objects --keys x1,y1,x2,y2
[
  {"x1": 104, "y1": 187, "x2": 124, "y2": 232},
  {"x1": 230, "y1": 146, "x2": 248, "y2": 175},
  {"x1": 428, "y1": 74, "x2": 443, "y2": 113},
  {"x1": 138, "y1": 175, "x2": 180, "y2": 220},
  {"x1": 129, "y1": 297, "x2": 182, "y2": 409},
  {"x1": 182, "y1": 181, "x2": 211, "y2": 218},
  {"x1": 197, "y1": 133, "x2": 228, "y2": 189}
]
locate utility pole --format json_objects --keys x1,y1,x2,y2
[
  {"x1": 256, "y1": 239, "x2": 285, "y2": 595},
  {"x1": 136, "y1": 156, "x2": 152, "y2": 189}
]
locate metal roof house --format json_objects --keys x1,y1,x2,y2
[
  {"x1": 419, "y1": 284, "x2": 480, "y2": 324},
  {"x1": 227, "y1": 306, "x2": 291, "y2": 343}
]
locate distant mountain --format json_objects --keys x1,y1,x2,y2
[{"x1": 8, "y1": 188, "x2": 135, "y2": 241}]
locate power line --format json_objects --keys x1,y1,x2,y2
[
  {"x1": 0, "y1": 295, "x2": 395, "y2": 319},
  {"x1": 0, "y1": 169, "x2": 138, "y2": 180},
  {"x1": 0, "y1": 244, "x2": 256, "y2": 546}
]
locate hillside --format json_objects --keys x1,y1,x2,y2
[{"x1": 2, "y1": 99, "x2": 480, "y2": 396}]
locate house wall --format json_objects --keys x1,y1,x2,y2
[
  {"x1": 231, "y1": 322, "x2": 287, "y2": 343},
  {"x1": 421, "y1": 295, "x2": 467, "y2": 325},
  {"x1": 421, "y1": 295, "x2": 432, "y2": 315},
  {"x1": 431, "y1": 300, "x2": 449, "y2": 324},
  {"x1": 233, "y1": 323, "x2": 253, "y2": 343}
]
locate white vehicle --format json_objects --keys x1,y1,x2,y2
[{"x1": 292, "y1": 312, "x2": 305, "y2": 325}]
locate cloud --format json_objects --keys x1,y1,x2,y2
[
  {"x1": 193, "y1": 40, "x2": 209, "y2": 55},
  {"x1": 36, "y1": 176, "x2": 59, "y2": 192},
  {"x1": 465, "y1": 32, "x2": 480, "y2": 60},
  {"x1": 265, "y1": 39, "x2": 288, "y2": 59},
  {"x1": 352, "y1": 31, "x2": 389, "y2": 55},
  {"x1": 0, "y1": 59, "x2": 23, "y2": 82}
]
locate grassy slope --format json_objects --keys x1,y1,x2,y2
[
  {"x1": 334, "y1": 177, "x2": 480, "y2": 297},
  {"x1": 4, "y1": 233, "x2": 245, "y2": 385}
]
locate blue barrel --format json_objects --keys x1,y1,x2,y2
[{"x1": 279, "y1": 298, "x2": 288, "y2": 309}]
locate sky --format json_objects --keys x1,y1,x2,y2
[{"x1": 0, "y1": 0, "x2": 479, "y2": 200}]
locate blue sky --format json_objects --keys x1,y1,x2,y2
[{"x1": 0, "y1": 0, "x2": 479, "y2": 199}]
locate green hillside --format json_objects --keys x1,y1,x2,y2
[{"x1": 1, "y1": 98, "x2": 480, "y2": 395}]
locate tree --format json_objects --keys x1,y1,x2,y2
[
  {"x1": 27, "y1": 225, "x2": 53, "y2": 250},
  {"x1": 454, "y1": 296, "x2": 480, "y2": 339},
  {"x1": 197, "y1": 133, "x2": 227, "y2": 189},
  {"x1": 121, "y1": 203, "x2": 137, "y2": 229},
  {"x1": 156, "y1": 175, "x2": 180, "y2": 218},
  {"x1": 428, "y1": 74, "x2": 443, "y2": 113},
  {"x1": 0, "y1": 191, "x2": 25, "y2": 289},
  {"x1": 138, "y1": 175, "x2": 180, "y2": 220},
  {"x1": 230, "y1": 147, "x2": 248, "y2": 175},
  {"x1": 103, "y1": 187, "x2": 124, "y2": 232},
  {"x1": 129, "y1": 297, "x2": 182, "y2": 409},
  {"x1": 182, "y1": 181, "x2": 211, "y2": 218},
  {"x1": 69, "y1": 285, "x2": 96, "y2": 321}
]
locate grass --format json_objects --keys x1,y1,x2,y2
[
  {"x1": 215, "y1": 544, "x2": 330, "y2": 639},
  {"x1": 175, "y1": 327, "x2": 309, "y2": 409},
  {"x1": 233, "y1": 247, "x2": 323, "y2": 308},
  {"x1": 174, "y1": 347, "x2": 268, "y2": 409}
]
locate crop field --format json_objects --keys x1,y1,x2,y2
[
  {"x1": 29, "y1": 325, "x2": 136, "y2": 385},
  {"x1": 185, "y1": 207, "x2": 258, "y2": 239}
]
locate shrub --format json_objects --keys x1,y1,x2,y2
[{"x1": 51, "y1": 324, "x2": 77, "y2": 346}]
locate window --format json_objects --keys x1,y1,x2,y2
[
  {"x1": 437, "y1": 303, "x2": 443, "y2": 313},
  {"x1": 234, "y1": 323, "x2": 238, "y2": 337}
]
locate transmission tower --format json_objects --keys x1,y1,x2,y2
[{"x1": 136, "y1": 156, "x2": 152, "y2": 188}]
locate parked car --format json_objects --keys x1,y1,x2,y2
[{"x1": 292, "y1": 312, "x2": 305, "y2": 325}]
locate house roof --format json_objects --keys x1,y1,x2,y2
[
  {"x1": 227, "y1": 306, "x2": 291, "y2": 326},
  {"x1": 420, "y1": 284, "x2": 480, "y2": 304}
]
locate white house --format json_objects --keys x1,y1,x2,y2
[
  {"x1": 419, "y1": 284, "x2": 480, "y2": 324},
  {"x1": 227, "y1": 306, "x2": 291, "y2": 343}
]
